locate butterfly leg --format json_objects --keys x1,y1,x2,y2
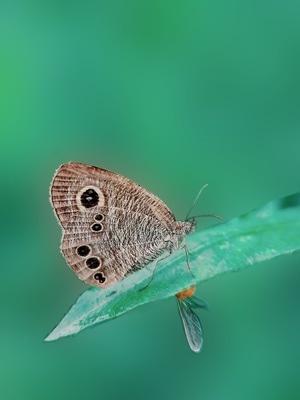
[
  {"x1": 139, "y1": 251, "x2": 172, "y2": 291},
  {"x1": 184, "y1": 244, "x2": 195, "y2": 278},
  {"x1": 178, "y1": 241, "x2": 195, "y2": 278}
]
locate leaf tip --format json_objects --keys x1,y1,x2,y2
[{"x1": 44, "y1": 330, "x2": 59, "y2": 342}]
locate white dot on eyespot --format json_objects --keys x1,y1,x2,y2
[{"x1": 76, "y1": 185, "x2": 105, "y2": 211}]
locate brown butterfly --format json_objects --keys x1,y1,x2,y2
[
  {"x1": 50, "y1": 161, "x2": 211, "y2": 352},
  {"x1": 50, "y1": 162, "x2": 195, "y2": 288}
]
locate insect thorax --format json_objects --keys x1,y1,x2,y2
[{"x1": 164, "y1": 220, "x2": 195, "y2": 251}]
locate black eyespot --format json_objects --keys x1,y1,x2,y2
[
  {"x1": 91, "y1": 223, "x2": 103, "y2": 232},
  {"x1": 86, "y1": 257, "x2": 100, "y2": 269},
  {"x1": 94, "y1": 214, "x2": 104, "y2": 221},
  {"x1": 76, "y1": 245, "x2": 91, "y2": 257},
  {"x1": 80, "y1": 188, "x2": 99, "y2": 208},
  {"x1": 94, "y1": 272, "x2": 106, "y2": 283}
]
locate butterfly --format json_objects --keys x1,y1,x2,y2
[{"x1": 50, "y1": 161, "x2": 206, "y2": 352}]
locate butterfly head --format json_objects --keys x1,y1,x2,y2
[{"x1": 175, "y1": 220, "x2": 196, "y2": 236}]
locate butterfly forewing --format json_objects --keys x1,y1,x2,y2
[
  {"x1": 178, "y1": 298, "x2": 203, "y2": 353},
  {"x1": 50, "y1": 162, "x2": 181, "y2": 288}
]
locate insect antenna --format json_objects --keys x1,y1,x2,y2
[
  {"x1": 187, "y1": 213, "x2": 223, "y2": 222},
  {"x1": 185, "y1": 184, "x2": 209, "y2": 221},
  {"x1": 185, "y1": 184, "x2": 223, "y2": 222}
]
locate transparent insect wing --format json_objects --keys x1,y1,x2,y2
[
  {"x1": 178, "y1": 298, "x2": 203, "y2": 353},
  {"x1": 185, "y1": 296, "x2": 209, "y2": 310}
]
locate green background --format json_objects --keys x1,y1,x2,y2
[{"x1": 1, "y1": 1, "x2": 300, "y2": 399}]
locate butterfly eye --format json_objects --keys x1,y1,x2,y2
[
  {"x1": 91, "y1": 223, "x2": 103, "y2": 232},
  {"x1": 80, "y1": 188, "x2": 99, "y2": 208},
  {"x1": 86, "y1": 257, "x2": 101, "y2": 269},
  {"x1": 94, "y1": 272, "x2": 106, "y2": 283},
  {"x1": 76, "y1": 245, "x2": 91, "y2": 257}
]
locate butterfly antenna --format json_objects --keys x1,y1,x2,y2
[
  {"x1": 185, "y1": 184, "x2": 209, "y2": 221},
  {"x1": 189, "y1": 213, "x2": 223, "y2": 221}
]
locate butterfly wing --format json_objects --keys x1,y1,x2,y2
[
  {"x1": 177, "y1": 298, "x2": 203, "y2": 353},
  {"x1": 50, "y1": 162, "x2": 177, "y2": 288}
]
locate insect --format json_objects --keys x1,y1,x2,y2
[
  {"x1": 176, "y1": 286, "x2": 208, "y2": 353},
  {"x1": 50, "y1": 162, "x2": 213, "y2": 352},
  {"x1": 50, "y1": 162, "x2": 197, "y2": 287}
]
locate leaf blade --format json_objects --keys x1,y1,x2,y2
[{"x1": 45, "y1": 192, "x2": 300, "y2": 341}]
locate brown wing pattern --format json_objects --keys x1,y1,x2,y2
[{"x1": 50, "y1": 162, "x2": 177, "y2": 287}]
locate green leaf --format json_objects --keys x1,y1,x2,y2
[{"x1": 45, "y1": 193, "x2": 300, "y2": 342}]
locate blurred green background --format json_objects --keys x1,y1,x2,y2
[{"x1": 1, "y1": 1, "x2": 300, "y2": 399}]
